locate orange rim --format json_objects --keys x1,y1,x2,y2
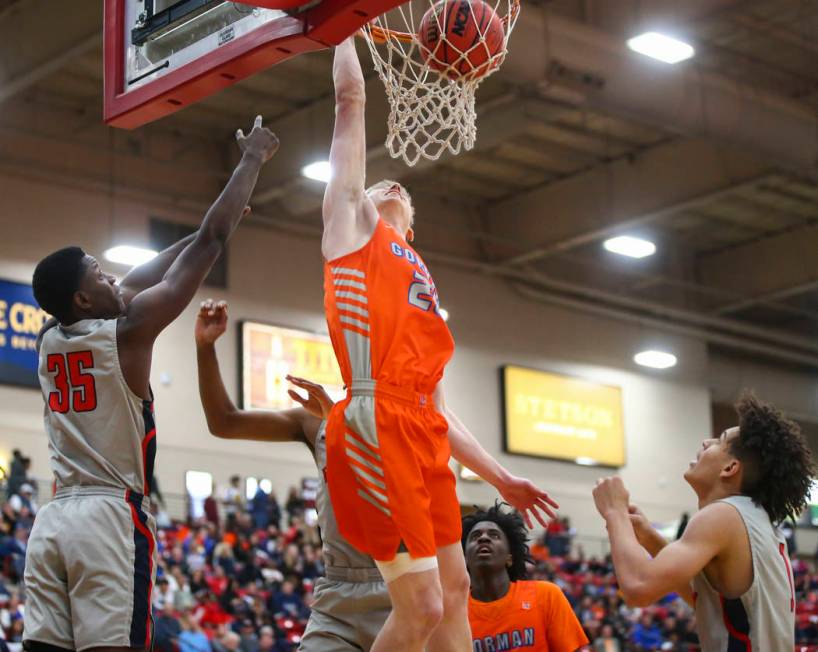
[{"x1": 362, "y1": 0, "x2": 520, "y2": 43}]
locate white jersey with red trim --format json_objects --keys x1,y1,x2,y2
[
  {"x1": 37, "y1": 319, "x2": 156, "y2": 496},
  {"x1": 692, "y1": 495, "x2": 794, "y2": 652}
]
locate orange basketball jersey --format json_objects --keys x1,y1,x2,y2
[
  {"x1": 323, "y1": 218, "x2": 454, "y2": 393},
  {"x1": 469, "y1": 581, "x2": 589, "y2": 652}
]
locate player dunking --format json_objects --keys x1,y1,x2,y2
[
  {"x1": 195, "y1": 300, "x2": 556, "y2": 652},
  {"x1": 321, "y1": 37, "x2": 558, "y2": 652},
  {"x1": 593, "y1": 393, "x2": 814, "y2": 651},
  {"x1": 25, "y1": 117, "x2": 278, "y2": 652}
]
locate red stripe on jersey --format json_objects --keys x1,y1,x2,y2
[
  {"x1": 128, "y1": 498, "x2": 155, "y2": 646},
  {"x1": 779, "y1": 542, "x2": 795, "y2": 612},
  {"x1": 142, "y1": 428, "x2": 156, "y2": 495}
]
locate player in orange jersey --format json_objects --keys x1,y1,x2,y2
[
  {"x1": 321, "y1": 37, "x2": 559, "y2": 652},
  {"x1": 464, "y1": 503, "x2": 588, "y2": 652}
]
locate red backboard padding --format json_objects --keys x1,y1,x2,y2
[{"x1": 104, "y1": 0, "x2": 405, "y2": 129}]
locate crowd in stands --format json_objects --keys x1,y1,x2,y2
[{"x1": 0, "y1": 451, "x2": 816, "y2": 651}]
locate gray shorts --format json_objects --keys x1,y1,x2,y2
[
  {"x1": 299, "y1": 573, "x2": 391, "y2": 652},
  {"x1": 23, "y1": 486, "x2": 156, "y2": 651}
]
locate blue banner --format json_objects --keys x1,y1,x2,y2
[{"x1": 0, "y1": 279, "x2": 49, "y2": 388}]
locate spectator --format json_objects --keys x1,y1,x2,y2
[
  {"x1": 267, "y1": 492, "x2": 282, "y2": 530},
  {"x1": 251, "y1": 486, "x2": 270, "y2": 531},
  {"x1": 153, "y1": 577, "x2": 176, "y2": 611},
  {"x1": 6, "y1": 452, "x2": 24, "y2": 498},
  {"x1": 8, "y1": 484, "x2": 37, "y2": 516},
  {"x1": 237, "y1": 618, "x2": 259, "y2": 652},
  {"x1": 593, "y1": 623, "x2": 622, "y2": 651},
  {"x1": 631, "y1": 613, "x2": 664, "y2": 651},
  {"x1": 178, "y1": 613, "x2": 211, "y2": 652},
  {"x1": 204, "y1": 490, "x2": 220, "y2": 527},
  {"x1": 153, "y1": 602, "x2": 181, "y2": 652},
  {"x1": 284, "y1": 488, "x2": 303, "y2": 520},
  {"x1": 223, "y1": 476, "x2": 243, "y2": 528}
]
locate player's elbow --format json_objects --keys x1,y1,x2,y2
[
  {"x1": 205, "y1": 411, "x2": 238, "y2": 439},
  {"x1": 620, "y1": 580, "x2": 656, "y2": 608}
]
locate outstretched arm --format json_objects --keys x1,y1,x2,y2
[
  {"x1": 321, "y1": 37, "x2": 377, "y2": 261},
  {"x1": 594, "y1": 477, "x2": 731, "y2": 607},
  {"x1": 434, "y1": 382, "x2": 559, "y2": 528},
  {"x1": 120, "y1": 116, "x2": 278, "y2": 347},
  {"x1": 195, "y1": 301, "x2": 329, "y2": 447},
  {"x1": 119, "y1": 233, "x2": 197, "y2": 305}
]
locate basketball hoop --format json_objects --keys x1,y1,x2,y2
[{"x1": 360, "y1": 0, "x2": 521, "y2": 166}]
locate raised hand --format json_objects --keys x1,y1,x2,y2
[
  {"x1": 194, "y1": 299, "x2": 228, "y2": 345},
  {"x1": 497, "y1": 475, "x2": 559, "y2": 529},
  {"x1": 593, "y1": 476, "x2": 630, "y2": 519},
  {"x1": 286, "y1": 375, "x2": 335, "y2": 419},
  {"x1": 236, "y1": 115, "x2": 279, "y2": 162}
]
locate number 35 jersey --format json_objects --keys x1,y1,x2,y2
[
  {"x1": 37, "y1": 319, "x2": 156, "y2": 495},
  {"x1": 323, "y1": 219, "x2": 455, "y2": 395}
]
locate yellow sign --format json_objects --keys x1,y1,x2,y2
[
  {"x1": 241, "y1": 322, "x2": 345, "y2": 410},
  {"x1": 503, "y1": 365, "x2": 625, "y2": 467}
]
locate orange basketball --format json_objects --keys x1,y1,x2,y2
[{"x1": 417, "y1": 0, "x2": 505, "y2": 80}]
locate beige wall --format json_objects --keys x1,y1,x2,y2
[{"x1": 0, "y1": 169, "x2": 813, "y2": 547}]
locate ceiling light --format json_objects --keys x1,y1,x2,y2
[
  {"x1": 104, "y1": 245, "x2": 158, "y2": 267},
  {"x1": 301, "y1": 160, "x2": 331, "y2": 183},
  {"x1": 439, "y1": 307, "x2": 450, "y2": 322},
  {"x1": 634, "y1": 350, "x2": 677, "y2": 369},
  {"x1": 575, "y1": 457, "x2": 597, "y2": 466},
  {"x1": 627, "y1": 32, "x2": 695, "y2": 64},
  {"x1": 603, "y1": 235, "x2": 656, "y2": 259}
]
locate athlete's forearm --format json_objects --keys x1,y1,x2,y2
[
  {"x1": 120, "y1": 233, "x2": 197, "y2": 301},
  {"x1": 196, "y1": 341, "x2": 239, "y2": 435},
  {"x1": 333, "y1": 37, "x2": 365, "y2": 100},
  {"x1": 447, "y1": 410, "x2": 510, "y2": 488},
  {"x1": 605, "y1": 509, "x2": 662, "y2": 606}
]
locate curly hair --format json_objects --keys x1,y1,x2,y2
[
  {"x1": 729, "y1": 392, "x2": 815, "y2": 524},
  {"x1": 461, "y1": 502, "x2": 531, "y2": 581}
]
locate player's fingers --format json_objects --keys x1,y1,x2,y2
[
  {"x1": 287, "y1": 389, "x2": 307, "y2": 406},
  {"x1": 532, "y1": 506, "x2": 549, "y2": 529},
  {"x1": 254, "y1": 115, "x2": 263, "y2": 129},
  {"x1": 287, "y1": 375, "x2": 317, "y2": 388},
  {"x1": 522, "y1": 511, "x2": 533, "y2": 529},
  {"x1": 537, "y1": 491, "x2": 559, "y2": 509},
  {"x1": 536, "y1": 498, "x2": 558, "y2": 520}
]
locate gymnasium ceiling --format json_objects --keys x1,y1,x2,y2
[{"x1": 2, "y1": 0, "x2": 818, "y2": 367}]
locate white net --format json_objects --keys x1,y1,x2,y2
[{"x1": 361, "y1": 0, "x2": 520, "y2": 166}]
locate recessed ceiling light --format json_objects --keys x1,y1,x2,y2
[
  {"x1": 301, "y1": 160, "x2": 331, "y2": 183},
  {"x1": 603, "y1": 235, "x2": 656, "y2": 259},
  {"x1": 627, "y1": 32, "x2": 695, "y2": 64},
  {"x1": 634, "y1": 350, "x2": 678, "y2": 369},
  {"x1": 575, "y1": 457, "x2": 597, "y2": 466},
  {"x1": 104, "y1": 245, "x2": 158, "y2": 267},
  {"x1": 439, "y1": 307, "x2": 450, "y2": 322}
]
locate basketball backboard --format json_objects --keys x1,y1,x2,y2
[{"x1": 104, "y1": 0, "x2": 405, "y2": 128}]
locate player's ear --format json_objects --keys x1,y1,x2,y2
[
  {"x1": 721, "y1": 458, "x2": 740, "y2": 480},
  {"x1": 407, "y1": 227, "x2": 415, "y2": 242},
  {"x1": 506, "y1": 553, "x2": 512, "y2": 568},
  {"x1": 74, "y1": 290, "x2": 92, "y2": 313}
]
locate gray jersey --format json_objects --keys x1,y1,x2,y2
[
  {"x1": 314, "y1": 422, "x2": 380, "y2": 575},
  {"x1": 37, "y1": 319, "x2": 156, "y2": 496},
  {"x1": 692, "y1": 495, "x2": 795, "y2": 652}
]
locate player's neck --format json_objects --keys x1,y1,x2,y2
[
  {"x1": 469, "y1": 568, "x2": 511, "y2": 603},
  {"x1": 695, "y1": 482, "x2": 742, "y2": 510}
]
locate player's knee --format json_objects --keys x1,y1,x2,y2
[
  {"x1": 441, "y1": 568, "x2": 471, "y2": 616},
  {"x1": 395, "y1": 580, "x2": 444, "y2": 632}
]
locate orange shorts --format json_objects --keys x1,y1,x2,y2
[{"x1": 325, "y1": 382, "x2": 461, "y2": 561}]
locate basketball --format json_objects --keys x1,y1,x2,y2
[{"x1": 417, "y1": 0, "x2": 505, "y2": 80}]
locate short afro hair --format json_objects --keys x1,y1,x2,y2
[
  {"x1": 462, "y1": 502, "x2": 531, "y2": 581},
  {"x1": 729, "y1": 392, "x2": 815, "y2": 524},
  {"x1": 32, "y1": 247, "x2": 87, "y2": 323}
]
